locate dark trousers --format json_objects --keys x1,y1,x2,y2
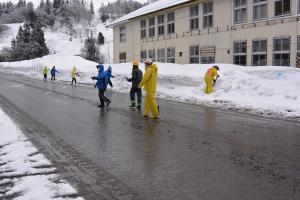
[
  {"x1": 43, "y1": 74, "x2": 47, "y2": 80},
  {"x1": 98, "y1": 89, "x2": 111, "y2": 106},
  {"x1": 51, "y1": 75, "x2": 55, "y2": 81},
  {"x1": 71, "y1": 78, "x2": 76, "y2": 85},
  {"x1": 130, "y1": 87, "x2": 142, "y2": 105}
]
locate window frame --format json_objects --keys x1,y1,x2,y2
[
  {"x1": 233, "y1": 40, "x2": 247, "y2": 66},
  {"x1": 140, "y1": 19, "x2": 147, "y2": 39},
  {"x1": 190, "y1": 4, "x2": 199, "y2": 30},
  {"x1": 253, "y1": 0, "x2": 267, "y2": 21},
  {"x1": 167, "y1": 12, "x2": 175, "y2": 35},
  {"x1": 119, "y1": 26, "x2": 126, "y2": 43},
  {"x1": 149, "y1": 49, "x2": 156, "y2": 62},
  {"x1": 157, "y1": 48, "x2": 165, "y2": 63},
  {"x1": 157, "y1": 14, "x2": 165, "y2": 36},
  {"x1": 274, "y1": 0, "x2": 291, "y2": 17},
  {"x1": 148, "y1": 17, "x2": 155, "y2": 37},
  {"x1": 273, "y1": 36, "x2": 290, "y2": 66},
  {"x1": 167, "y1": 47, "x2": 175, "y2": 63},
  {"x1": 203, "y1": 1, "x2": 213, "y2": 28},
  {"x1": 189, "y1": 45, "x2": 200, "y2": 64},
  {"x1": 252, "y1": 39, "x2": 267, "y2": 66},
  {"x1": 119, "y1": 52, "x2": 126, "y2": 63},
  {"x1": 141, "y1": 50, "x2": 147, "y2": 61},
  {"x1": 234, "y1": 0, "x2": 247, "y2": 24}
]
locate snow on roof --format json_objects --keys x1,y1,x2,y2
[{"x1": 107, "y1": 0, "x2": 191, "y2": 27}]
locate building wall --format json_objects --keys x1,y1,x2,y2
[{"x1": 112, "y1": 0, "x2": 300, "y2": 67}]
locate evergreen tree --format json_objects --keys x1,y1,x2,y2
[
  {"x1": 45, "y1": 0, "x2": 51, "y2": 15},
  {"x1": 89, "y1": 0, "x2": 94, "y2": 15},
  {"x1": 53, "y1": 0, "x2": 61, "y2": 9},
  {"x1": 82, "y1": 37, "x2": 96, "y2": 61},
  {"x1": 39, "y1": 0, "x2": 45, "y2": 9},
  {"x1": 32, "y1": 23, "x2": 49, "y2": 56},
  {"x1": 97, "y1": 32, "x2": 105, "y2": 45},
  {"x1": 100, "y1": 13, "x2": 109, "y2": 23}
]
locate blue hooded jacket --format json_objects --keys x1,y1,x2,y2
[
  {"x1": 94, "y1": 64, "x2": 107, "y2": 90},
  {"x1": 51, "y1": 66, "x2": 58, "y2": 76}
]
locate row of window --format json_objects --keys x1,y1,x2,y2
[
  {"x1": 234, "y1": 0, "x2": 293, "y2": 24},
  {"x1": 119, "y1": 35, "x2": 297, "y2": 66},
  {"x1": 233, "y1": 37, "x2": 292, "y2": 66},
  {"x1": 119, "y1": 0, "x2": 297, "y2": 43},
  {"x1": 140, "y1": 48, "x2": 176, "y2": 63}
]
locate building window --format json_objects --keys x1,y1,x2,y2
[
  {"x1": 298, "y1": 0, "x2": 300, "y2": 13},
  {"x1": 252, "y1": 39, "x2": 267, "y2": 66},
  {"x1": 297, "y1": 36, "x2": 300, "y2": 52},
  {"x1": 119, "y1": 26, "x2": 126, "y2": 43},
  {"x1": 189, "y1": 45, "x2": 199, "y2": 63},
  {"x1": 157, "y1": 49, "x2": 165, "y2": 62},
  {"x1": 273, "y1": 37, "x2": 290, "y2": 66},
  {"x1": 167, "y1": 12, "x2": 175, "y2": 34},
  {"x1": 149, "y1": 49, "x2": 155, "y2": 61},
  {"x1": 297, "y1": 36, "x2": 300, "y2": 67},
  {"x1": 234, "y1": 0, "x2": 247, "y2": 24},
  {"x1": 157, "y1": 15, "x2": 164, "y2": 36},
  {"x1": 274, "y1": 0, "x2": 290, "y2": 16},
  {"x1": 253, "y1": 0, "x2": 267, "y2": 20},
  {"x1": 200, "y1": 47, "x2": 215, "y2": 64},
  {"x1": 141, "y1": 50, "x2": 147, "y2": 61},
  {"x1": 190, "y1": 5, "x2": 199, "y2": 30},
  {"x1": 119, "y1": 52, "x2": 126, "y2": 63},
  {"x1": 140, "y1": 19, "x2": 146, "y2": 39},
  {"x1": 167, "y1": 47, "x2": 175, "y2": 63},
  {"x1": 233, "y1": 41, "x2": 247, "y2": 65},
  {"x1": 203, "y1": 1, "x2": 213, "y2": 28},
  {"x1": 149, "y1": 17, "x2": 155, "y2": 37}
]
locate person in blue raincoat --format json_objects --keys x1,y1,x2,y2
[
  {"x1": 105, "y1": 66, "x2": 114, "y2": 88},
  {"x1": 50, "y1": 66, "x2": 59, "y2": 81},
  {"x1": 91, "y1": 64, "x2": 111, "y2": 108}
]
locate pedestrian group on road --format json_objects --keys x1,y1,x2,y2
[{"x1": 42, "y1": 60, "x2": 220, "y2": 119}]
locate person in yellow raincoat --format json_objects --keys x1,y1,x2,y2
[
  {"x1": 204, "y1": 65, "x2": 219, "y2": 94},
  {"x1": 138, "y1": 59, "x2": 160, "y2": 119},
  {"x1": 43, "y1": 66, "x2": 49, "y2": 81},
  {"x1": 71, "y1": 67, "x2": 78, "y2": 85}
]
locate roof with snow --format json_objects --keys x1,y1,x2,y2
[{"x1": 107, "y1": 0, "x2": 191, "y2": 27}]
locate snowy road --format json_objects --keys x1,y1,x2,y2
[{"x1": 0, "y1": 72, "x2": 299, "y2": 200}]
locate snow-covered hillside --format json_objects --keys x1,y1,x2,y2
[{"x1": 0, "y1": 24, "x2": 300, "y2": 119}]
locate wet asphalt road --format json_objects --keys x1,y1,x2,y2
[{"x1": 0, "y1": 72, "x2": 299, "y2": 200}]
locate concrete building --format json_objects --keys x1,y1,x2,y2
[{"x1": 108, "y1": 0, "x2": 300, "y2": 67}]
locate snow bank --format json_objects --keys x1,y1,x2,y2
[
  {"x1": 0, "y1": 108, "x2": 84, "y2": 200},
  {"x1": 1, "y1": 57, "x2": 300, "y2": 119}
]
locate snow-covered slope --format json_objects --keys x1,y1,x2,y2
[{"x1": 0, "y1": 24, "x2": 300, "y2": 119}]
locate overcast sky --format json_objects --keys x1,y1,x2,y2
[{"x1": 0, "y1": 0, "x2": 149, "y2": 10}]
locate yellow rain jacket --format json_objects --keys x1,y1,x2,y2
[
  {"x1": 204, "y1": 67, "x2": 219, "y2": 94},
  {"x1": 138, "y1": 64, "x2": 158, "y2": 93},
  {"x1": 139, "y1": 64, "x2": 159, "y2": 118},
  {"x1": 71, "y1": 67, "x2": 77, "y2": 78},
  {"x1": 43, "y1": 66, "x2": 48, "y2": 75}
]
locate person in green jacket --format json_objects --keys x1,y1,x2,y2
[{"x1": 43, "y1": 66, "x2": 49, "y2": 81}]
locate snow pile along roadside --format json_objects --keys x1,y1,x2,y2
[
  {"x1": 1, "y1": 60, "x2": 300, "y2": 119},
  {"x1": 0, "y1": 108, "x2": 84, "y2": 200}
]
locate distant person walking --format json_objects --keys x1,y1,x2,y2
[
  {"x1": 43, "y1": 66, "x2": 49, "y2": 81},
  {"x1": 105, "y1": 66, "x2": 114, "y2": 88},
  {"x1": 204, "y1": 65, "x2": 220, "y2": 94},
  {"x1": 127, "y1": 60, "x2": 143, "y2": 109},
  {"x1": 138, "y1": 59, "x2": 159, "y2": 119},
  {"x1": 50, "y1": 66, "x2": 59, "y2": 81},
  {"x1": 91, "y1": 64, "x2": 111, "y2": 108},
  {"x1": 71, "y1": 67, "x2": 78, "y2": 85}
]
